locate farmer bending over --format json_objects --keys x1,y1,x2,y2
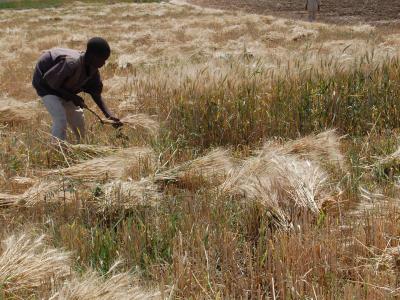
[
  {"x1": 32, "y1": 37, "x2": 121, "y2": 142},
  {"x1": 305, "y1": 0, "x2": 320, "y2": 22}
]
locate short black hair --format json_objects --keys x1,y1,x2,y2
[{"x1": 86, "y1": 37, "x2": 111, "y2": 58}]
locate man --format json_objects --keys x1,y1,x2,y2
[
  {"x1": 32, "y1": 37, "x2": 121, "y2": 142},
  {"x1": 305, "y1": 0, "x2": 320, "y2": 22}
]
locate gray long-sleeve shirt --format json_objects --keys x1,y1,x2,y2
[{"x1": 32, "y1": 48, "x2": 103, "y2": 97}]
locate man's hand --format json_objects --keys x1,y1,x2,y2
[
  {"x1": 107, "y1": 116, "x2": 123, "y2": 128},
  {"x1": 72, "y1": 95, "x2": 86, "y2": 109}
]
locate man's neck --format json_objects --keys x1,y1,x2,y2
[{"x1": 83, "y1": 53, "x2": 92, "y2": 75}]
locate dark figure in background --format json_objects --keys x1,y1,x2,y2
[{"x1": 305, "y1": 0, "x2": 320, "y2": 22}]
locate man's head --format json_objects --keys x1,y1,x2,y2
[{"x1": 85, "y1": 37, "x2": 111, "y2": 68}]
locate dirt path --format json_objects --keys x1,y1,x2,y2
[{"x1": 189, "y1": 0, "x2": 400, "y2": 25}]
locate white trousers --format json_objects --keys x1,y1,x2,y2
[{"x1": 41, "y1": 95, "x2": 85, "y2": 142}]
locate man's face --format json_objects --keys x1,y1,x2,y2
[{"x1": 87, "y1": 53, "x2": 109, "y2": 69}]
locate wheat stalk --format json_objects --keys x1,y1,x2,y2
[
  {"x1": 0, "y1": 234, "x2": 71, "y2": 298},
  {"x1": 50, "y1": 271, "x2": 161, "y2": 300},
  {"x1": 45, "y1": 147, "x2": 155, "y2": 181}
]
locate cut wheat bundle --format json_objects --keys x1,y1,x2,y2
[
  {"x1": 50, "y1": 270, "x2": 161, "y2": 300},
  {"x1": 45, "y1": 147, "x2": 156, "y2": 181},
  {"x1": 0, "y1": 98, "x2": 41, "y2": 123},
  {"x1": 119, "y1": 114, "x2": 160, "y2": 136},
  {"x1": 0, "y1": 180, "x2": 73, "y2": 207},
  {"x1": 262, "y1": 130, "x2": 345, "y2": 170},
  {"x1": 65, "y1": 143, "x2": 119, "y2": 158},
  {"x1": 221, "y1": 149, "x2": 329, "y2": 228},
  {"x1": 154, "y1": 148, "x2": 234, "y2": 185},
  {"x1": 96, "y1": 114, "x2": 159, "y2": 137},
  {"x1": 0, "y1": 234, "x2": 71, "y2": 298},
  {"x1": 10, "y1": 176, "x2": 37, "y2": 187},
  {"x1": 101, "y1": 178, "x2": 161, "y2": 209},
  {"x1": 378, "y1": 146, "x2": 400, "y2": 165},
  {"x1": 0, "y1": 193, "x2": 18, "y2": 206}
]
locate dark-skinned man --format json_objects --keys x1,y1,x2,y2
[{"x1": 32, "y1": 37, "x2": 121, "y2": 142}]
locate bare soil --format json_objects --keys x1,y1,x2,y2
[{"x1": 190, "y1": 0, "x2": 400, "y2": 25}]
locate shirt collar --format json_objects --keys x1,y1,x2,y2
[{"x1": 80, "y1": 52, "x2": 97, "y2": 76}]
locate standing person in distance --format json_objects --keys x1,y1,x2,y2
[
  {"x1": 305, "y1": 0, "x2": 320, "y2": 22},
  {"x1": 32, "y1": 37, "x2": 122, "y2": 143}
]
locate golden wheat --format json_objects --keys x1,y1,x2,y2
[
  {"x1": 268, "y1": 129, "x2": 345, "y2": 170},
  {"x1": 0, "y1": 98, "x2": 40, "y2": 123},
  {"x1": 101, "y1": 178, "x2": 161, "y2": 209},
  {"x1": 154, "y1": 148, "x2": 233, "y2": 185},
  {"x1": 0, "y1": 180, "x2": 70, "y2": 207},
  {"x1": 0, "y1": 234, "x2": 71, "y2": 298},
  {"x1": 222, "y1": 135, "x2": 335, "y2": 227},
  {"x1": 120, "y1": 114, "x2": 160, "y2": 137},
  {"x1": 45, "y1": 147, "x2": 155, "y2": 181},
  {"x1": 50, "y1": 271, "x2": 161, "y2": 300}
]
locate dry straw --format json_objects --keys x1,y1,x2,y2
[
  {"x1": 262, "y1": 129, "x2": 345, "y2": 170},
  {"x1": 0, "y1": 234, "x2": 71, "y2": 298},
  {"x1": 0, "y1": 98, "x2": 40, "y2": 122},
  {"x1": 155, "y1": 148, "x2": 233, "y2": 185},
  {"x1": 0, "y1": 233, "x2": 160, "y2": 299},
  {"x1": 10, "y1": 176, "x2": 37, "y2": 187},
  {"x1": 45, "y1": 147, "x2": 155, "y2": 181},
  {"x1": 378, "y1": 146, "x2": 400, "y2": 165},
  {"x1": 221, "y1": 132, "x2": 337, "y2": 228},
  {"x1": 65, "y1": 143, "x2": 118, "y2": 158},
  {"x1": 50, "y1": 271, "x2": 161, "y2": 300},
  {"x1": 102, "y1": 178, "x2": 161, "y2": 209},
  {"x1": 0, "y1": 180, "x2": 68, "y2": 207},
  {"x1": 95, "y1": 114, "x2": 159, "y2": 137},
  {"x1": 119, "y1": 114, "x2": 160, "y2": 137},
  {"x1": 222, "y1": 152, "x2": 328, "y2": 226}
]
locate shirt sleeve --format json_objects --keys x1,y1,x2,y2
[
  {"x1": 82, "y1": 70, "x2": 103, "y2": 95},
  {"x1": 42, "y1": 59, "x2": 74, "y2": 90}
]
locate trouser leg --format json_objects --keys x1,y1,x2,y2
[
  {"x1": 41, "y1": 95, "x2": 68, "y2": 141},
  {"x1": 308, "y1": 10, "x2": 316, "y2": 22},
  {"x1": 64, "y1": 100, "x2": 85, "y2": 143}
]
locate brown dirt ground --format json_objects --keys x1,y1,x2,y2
[{"x1": 190, "y1": 0, "x2": 400, "y2": 25}]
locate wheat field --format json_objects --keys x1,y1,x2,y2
[{"x1": 1, "y1": 0, "x2": 400, "y2": 299}]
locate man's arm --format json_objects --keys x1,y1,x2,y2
[{"x1": 90, "y1": 93, "x2": 117, "y2": 120}]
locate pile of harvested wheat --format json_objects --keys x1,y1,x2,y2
[
  {"x1": 155, "y1": 148, "x2": 234, "y2": 185},
  {"x1": 45, "y1": 147, "x2": 156, "y2": 181},
  {"x1": 0, "y1": 97, "x2": 41, "y2": 123},
  {"x1": 119, "y1": 114, "x2": 160, "y2": 137},
  {"x1": 0, "y1": 130, "x2": 345, "y2": 228},
  {"x1": 221, "y1": 130, "x2": 344, "y2": 228},
  {"x1": 0, "y1": 179, "x2": 71, "y2": 207},
  {"x1": 0, "y1": 233, "x2": 161, "y2": 299},
  {"x1": 102, "y1": 178, "x2": 161, "y2": 209}
]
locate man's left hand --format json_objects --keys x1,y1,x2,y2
[{"x1": 107, "y1": 116, "x2": 123, "y2": 128}]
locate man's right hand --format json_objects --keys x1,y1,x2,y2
[{"x1": 72, "y1": 95, "x2": 86, "y2": 109}]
